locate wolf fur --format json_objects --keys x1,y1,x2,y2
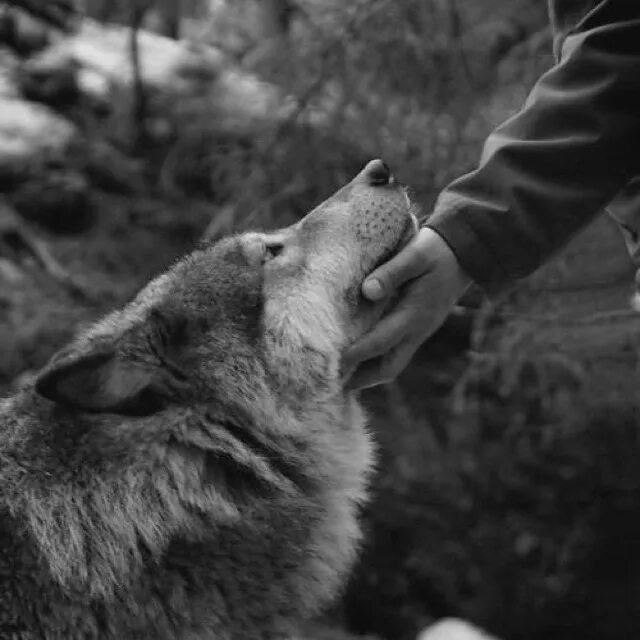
[{"x1": 0, "y1": 160, "x2": 416, "y2": 639}]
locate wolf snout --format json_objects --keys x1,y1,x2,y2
[{"x1": 361, "y1": 159, "x2": 393, "y2": 186}]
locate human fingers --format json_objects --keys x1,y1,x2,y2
[
  {"x1": 342, "y1": 306, "x2": 411, "y2": 371},
  {"x1": 362, "y1": 228, "x2": 436, "y2": 301},
  {"x1": 345, "y1": 332, "x2": 424, "y2": 391},
  {"x1": 343, "y1": 356, "x2": 384, "y2": 391}
]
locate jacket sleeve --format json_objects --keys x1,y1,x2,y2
[{"x1": 426, "y1": 0, "x2": 640, "y2": 289}]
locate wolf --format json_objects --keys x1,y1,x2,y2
[{"x1": 0, "y1": 159, "x2": 417, "y2": 639}]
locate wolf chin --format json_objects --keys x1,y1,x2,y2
[{"x1": 0, "y1": 160, "x2": 416, "y2": 639}]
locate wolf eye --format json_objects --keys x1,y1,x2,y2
[{"x1": 264, "y1": 242, "x2": 284, "y2": 261}]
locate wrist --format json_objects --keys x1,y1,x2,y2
[{"x1": 418, "y1": 227, "x2": 473, "y2": 294}]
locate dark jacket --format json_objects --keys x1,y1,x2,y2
[{"x1": 426, "y1": 0, "x2": 640, "y2": 289}]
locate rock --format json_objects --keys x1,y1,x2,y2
[
  {"x1": 0, "y1": 97, "x2": 77, "y2": 186},
  {"x1": 12, "y1": 169, "x2": 93, "y2": 234},
  {"x1": 35, "y1": 19, "x2": 291, "y2": 136},
  {"x1": 3, "y1": 0, "x2": 77, "y2": 33},
  {"x1": 0, "y1": 9, "x2": 50, "y2": 56},
  {"x1": 417, "y1": 619, "x2": 499, "y2": 640},
  {"x1": 18, "y1": 45, "x2": 79, "y2": 108}
]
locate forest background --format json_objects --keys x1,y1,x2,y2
[{"x1": 1, "y1": 1, "x2": 639, "y2": 638}]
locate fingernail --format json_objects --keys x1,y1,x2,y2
[{"x1": 363, "y1": 277, "x2": 384, "y2": 301}]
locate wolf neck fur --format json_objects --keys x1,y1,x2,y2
[{"x1": 0, "y1": 385, "x2": 362, "y2": 605}]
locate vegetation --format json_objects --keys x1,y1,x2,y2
[{"x1": 0, "y1": 1, "x2": 639, "y2": 638}]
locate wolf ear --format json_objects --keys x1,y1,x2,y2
[{"x1": 35, "y1": 349, "x2": 167, "y2": 416}]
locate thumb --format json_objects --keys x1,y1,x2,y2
[{"x1": 362, "y1": 228, "x2": 434, "y2": 301}]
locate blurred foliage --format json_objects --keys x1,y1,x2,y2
[
  {"x1": 74, "y1": 0, "x2": 549, "y2": 225},
  {"x1": 351, "y1": 382, "x2": 640, "y2": 640},
  {"x1": 1, "y1": 2, "x2": 640, "y2": 640}
]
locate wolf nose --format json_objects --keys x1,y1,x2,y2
[{"x1": 362, "y1": 159, "x2": 392, "y2": 186}]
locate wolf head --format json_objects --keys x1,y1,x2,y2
[{"x1": 35, "y1": 160, "x2": 417, "y2": 418}]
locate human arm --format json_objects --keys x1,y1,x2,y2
[
  {"x1": 344, "y1": 0, "x2": 640, "y2": 389},
  {"x1": 427, "y1": 0, "x2": 640, "y2": 288}
]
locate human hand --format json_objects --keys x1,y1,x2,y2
[{"x1": 343, "y1": 227, "x2": 472, "y2": 390}]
